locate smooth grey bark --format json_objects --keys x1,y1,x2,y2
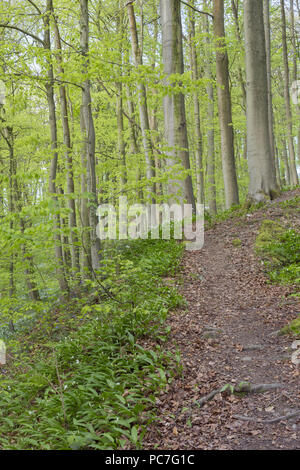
[
  {"x1": 0, "y1": 123, "x2": 16, "y2": 299},
  {"x1": 20, "y1": 217, "x2": 41, "y2": 302},
  {"x1": 290, "y1": 0, "x2": 300, "y2": 179},
  {"x1": 44, "y1": 0, "x2": 69, "y2": 293},
  {"x1": 52, "y1": 15, "x2": 80, "y2": 274},
  {"x1": 80, "y1": 106, "x2": 91, "y2": 276},
  {"x1": 213, "y1": 0, "x2": 239, "y2": 209},
  {"x1": 116, "y1": 82, "x2": 127, "y2": 188},
  {"x1": 280, "y1": 0, "x2": 299, "y2": 186},
  {"x1": 126, "y1": 85, "x2": 144, "y2": 202},
  {"x1": 230, "y1": 0, "x2": 247, "y2": 110},
  {"x1": 127, "y1": 1, "x2": 156, "y2": 204},
  {"x1": 244, "y1": 0, "x2": 279, "y2": 201},
  {"x1": 282, "y1": 139, "x2": 291, "y2": 186},
  {"x1": 263, "y1": 0, "x2": 279, "y2": 186},
  {"x1": 160, "y1": 0, "x2": 196, "y2": 210},
  {"x1": 116, "y1": 6, "x2": 127, "y2": 189},
  {"x1": 149, "y1": 12, "x2": 163, "y2": 199},
  {"x1": 203, "y1": 8, "x2": 217, "y2": 215},
  {"x1": 188, "y1": 1, "x2": 205, "y2": 205},
  {"x1": 80, "y1": 0, "x2": 102, "y2": 272}
]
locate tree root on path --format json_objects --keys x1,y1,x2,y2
[
  {"x1": 196, "y1": 383, "x2": 283, "y2": 408},
  {"x1": 233, "y1": 410, "x2": 300, "y2": 424}
]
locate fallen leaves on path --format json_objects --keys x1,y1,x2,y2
[{"x1": 143, "y1": 189, "x2": 300, "y2": 450}]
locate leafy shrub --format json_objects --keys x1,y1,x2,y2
[
  {"x1": 255, "y1": 220, "x2": 300, "y2": 285},
  {"x1": 0, "y1": 238, "x2": 183, "y2": 450}
]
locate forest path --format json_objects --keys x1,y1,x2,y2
[{"x1": 143, "y1": 189, "x2": 300, "y2": 450}]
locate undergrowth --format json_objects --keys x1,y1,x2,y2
[
  {"x1": 0, "y1": 238, "x2": 184, "y2": 450},
  {"x1": 255, "y1": 208, "x2": 300, "y2": 337}
]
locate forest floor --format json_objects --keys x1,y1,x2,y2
[{"x1": 143, "y1": 189, "x2": 300, "y2": 450}]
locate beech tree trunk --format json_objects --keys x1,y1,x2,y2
[
  {"x1": 203, "y1": 8, "x2": 217, "y2": 215},
  {"x1": 53, "y1": 15, "x2": 80, "y2": 273},
  {"x1": 80, "y1": 0, "x2": 101, "y2": 272},
  {"x1": 44, "y1": 0, "x2": 69, "y2": 294},
  {"x1": 289, "y1": 0, "x2": 300, "y2": 182},
  {"x1": 160, "y1": 0, "x2": 195, "y2": 210},
  {"x1": 127, "y1": 1, "x2": 156, "y2": 205},
  {"x1": 280, "y1": 0, "x2": 299, "y2": 186},
  {"x1": 213, "y1": 0, "x2": 239, "y2": 209},
  {"x1": 263, "y1": 0, "x2": 279, "y2": 185},
  {"x1": 188, "y1": 1, "x2": 205, "y2": 205},
  {"x1": 244, "y1": 0, "x2": 279, "y2": 202}
]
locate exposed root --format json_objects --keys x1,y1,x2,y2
[
  {"x1": 233, "y1": 410, "x2": 300, "y2": 424},
  {"x1": 196, "y1": 383, "x2": 283, "y2": 408}
]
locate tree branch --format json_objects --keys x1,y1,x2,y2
[
  {"x1": 26, "y1": 0, "x2": 42, "y2": 15},
  {"x1": 0, "y1": 23, "x2": 44, "y2": 45},
  {"x1": 180, "y1": 1, "x2": 214, "y2": 19}
]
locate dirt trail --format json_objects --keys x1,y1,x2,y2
[{"x1": 144, "y1": 189, "x2": 300, "y2": 450}]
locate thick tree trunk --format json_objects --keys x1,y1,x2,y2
[
  {"x1": 160, "y1": 0, "x2": 196, "y2": 210},
  {"x1": 213, "y1": 0, "x2": 239, "y2": 209},
  {"x1": 244, "y1": 0, "x2": 279, "y2": 202}
]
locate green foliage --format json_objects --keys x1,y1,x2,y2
[
  {"x1": 206, "y1": 200, "x2": 265, "y2": 227},
  {"x1": 255, "y1": 220, "x2": 300, "y2": 286},
  {"x1": 280, "y1": 316, "x2": 300, "y2": 337},
  {"x1": 0, "y1": 238, "x2": 183, "y2": 450}
]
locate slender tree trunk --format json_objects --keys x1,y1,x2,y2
[
  {"x1": 116, "y1": 5, "x2": 127, "y2": 189},
  {"x1": 213, "y1": 0, "x2": 239, "y2": 209},
  {"x1": 149, "y1": 12, "x2": 163, "y2": 199},
  {"x1": 231, "y1": 1, "x2": 247, "y2": 110},
  {"x1": 263, "y1": 0, "x2": 280, "y2": 186},
  {"x1": 53, "y1": 16, "x2": 80, "y2": 273},
  {"x1": 80, "y1": 0, "x2": 101, "y2": 272},
  {"x1": 188, "y1": 1, "x2": 205, "y2": 205},
  {"x1": 290, "y1": 0, "x2": 300, "y2": 179},
  {"x1": 244, "y1": 0, "x2": 279, "y2": 202},
  {"x1": 80, "y1": 107, "x2": 91, "y2": 276},
  {"x1": 20, "y1": 218, "x2": 41, "y2": 301},
  {"x1": 203, "y1": 9, "x2": 217, "y2": 215},
  {"x1": 282, "y1": 139, "x2": 291, "y2": 186},
  {"x1": 280, "y1": 0, "x2": 299, "y2": 186},
  {"x1": 160, "y1": 0, "x2": 196, "y2": 210},
  {"x1": 44, "y1": 0, "x2": 69, "y2": 294},
  {"x1": 127, "y1": 1, "x2": 156, "y2": 206},
  {"x1": 126, "y1": 85, "x2": 144, "y2": 202}
]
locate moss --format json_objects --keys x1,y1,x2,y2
[
  {"x1": 254, "y1": 220, "x2": 285, "y2": 263},
  {"x1": 280, "y1": 316, "x2": 300, "y2": 337},
  {"x1": 232, "y1": 238, "x2": 242, "y2": 247}
]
